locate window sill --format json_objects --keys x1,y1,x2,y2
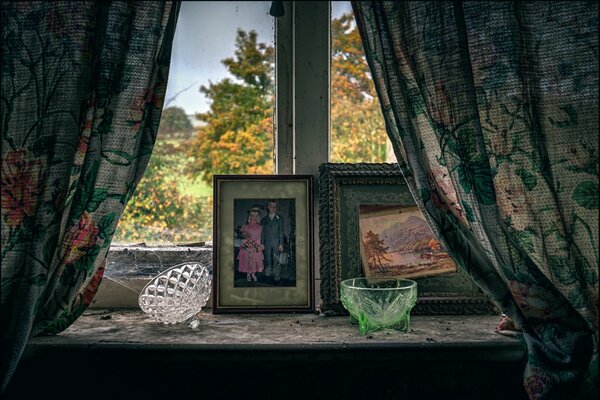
[
  {"x1": 12, "y1": 310, "x2": 527, "y2": 399},
  {"x1": 26, "y1": 310, "x2": 523, "y2": 358}
]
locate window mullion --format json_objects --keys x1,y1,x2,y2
[
  {"x1": 292, "y1": 1, "x2": 330, "y2": 175},
  {"x1": 275, "y1": 1, "x2": 294, "y2": 174}
]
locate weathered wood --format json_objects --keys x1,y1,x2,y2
[{"x1": 27, "y1": 310, "x2": 523, "y2": 360}]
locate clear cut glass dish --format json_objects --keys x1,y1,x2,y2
[{"x1": 138, "y1": 262, "x2": 211, "y2": 328}]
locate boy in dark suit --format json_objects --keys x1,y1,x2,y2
[{"x1": 261, "y1": 200, "x2": 285, "y2": 284}]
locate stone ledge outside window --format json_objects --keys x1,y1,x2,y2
[{"x1": 92, "y1": 245, "x2": 213, "y2": 308}]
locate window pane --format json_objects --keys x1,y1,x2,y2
[
  {"x1": 114, "y1": 1, "x2": 275, "y2": 245},
  {"x1": 330, "y1": 1, "x2": 394, "y2": 163}
]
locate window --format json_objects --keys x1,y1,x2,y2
[
  {"x1": 98, "y1": 1, "x2": 390, "y2": 307},
  {"x1": 114, "y1": 1, "x2": 275, "y2": 246}
]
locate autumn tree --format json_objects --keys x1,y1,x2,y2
[
  {"x1": 330, "y1": 13, "x2": 389, "y2": 163},
  {"x1": 115, "y1": 141, "x2": 213, "y2": 244},
  {"x1": 187, "y1": 29, "x2": 274, "y2": 183},
  {"x1": 187, "y1": 14, "x2": 390, "y2": 183}
]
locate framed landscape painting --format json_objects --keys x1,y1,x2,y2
[
  {"x1": 358, "y1": 205, "x2": 458, "y2": 280},
  {"x1": 213, "y1": 175, "x2": 314, "y2": 313},
  {"x1": 318, "y1": 163, "x2": 496, "y2": 316}
]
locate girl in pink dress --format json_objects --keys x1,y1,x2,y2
[{"x1": 237, "y1": 209, "x2": 264, "y2": 282}]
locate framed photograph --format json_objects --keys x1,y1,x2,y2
[
  {"x1": 213, "y1": 175, "x2": 314, "y2": 313},
  {"x1": 318, "y1": 163, "x2": 496, "y2": 316}
]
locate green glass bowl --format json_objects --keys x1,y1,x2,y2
[{"x1": 340, "y1": 278, "x2": 417, "y2": 335}]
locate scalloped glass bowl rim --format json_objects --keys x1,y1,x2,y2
[{"x1": 340, "y1": 277, "x2": 417, "y2": 291}]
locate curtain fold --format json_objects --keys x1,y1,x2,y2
[
  {"x1": 1, "y1": 1, "x2": 180, "y2": 391},
  {"x1": 352, "y1": 1, "x2": 598, "y2": 399}
]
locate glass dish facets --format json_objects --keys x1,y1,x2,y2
[
  {"x1": 340, "y1": 277, "x2": 417, "y2": 335},
  {"x1": 138, "y1": 262, "x2": 211, "y2": 328}
]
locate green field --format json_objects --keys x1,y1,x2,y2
[
  {"x1": 179, "y1": 176, "x2": 212, "y2": 198},
  {"x1": 152, "y1": 138, "x2": 213, "y2": 198}
]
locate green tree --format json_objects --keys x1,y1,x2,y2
[
  {"x1": 187, "y1": 29, "x2": 275, "y2": 183},
  {"x1": 158, "y1": 106, "x2": 193, "y2": 138}
]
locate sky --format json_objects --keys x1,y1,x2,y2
[{"x1": 164, "y1": 1, "x2": 353, "y2": 118}]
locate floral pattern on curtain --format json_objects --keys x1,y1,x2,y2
[
  {"x1": 351, "y1": 1, "x2": 598, "y2": 399},
  {"x1": 1, "y1": 1, "x2": 180, "y2": 391}
]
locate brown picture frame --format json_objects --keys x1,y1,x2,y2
[
  {"x1": 213, "y1": 175, "x2": 314, "y2": 313},
  {"x1": 318, "y1": 163, "x2": 497, "y2": 316}
]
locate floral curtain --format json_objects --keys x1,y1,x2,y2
[
  {"x1": 1, "y1": 1, "x2": 180, "y2": 391},
  {"x1": 351, "y1": 1, "x2": 598, "y2": 399}
]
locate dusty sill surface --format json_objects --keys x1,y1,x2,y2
[
  {"x1": 25, "y1": 310, "x2": 524, "y2": 357},
  {"x1": 11, "y1": 310, "x2": 528, "y2": 400}
]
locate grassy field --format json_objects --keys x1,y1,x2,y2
[{"x1": 179, "y1": 177, "x2": 212, "y2": 197}]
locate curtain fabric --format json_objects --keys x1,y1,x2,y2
[
  {"x1": 1, "y1": 1, "x2": 179, "y2": 391},
  {"x1": 352, "y1": 1, "x2": 598, "y2": 399}
]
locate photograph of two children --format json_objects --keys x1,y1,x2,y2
[{"x1": 232, "y1": 198, "x2": 296, "y2": 288}]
